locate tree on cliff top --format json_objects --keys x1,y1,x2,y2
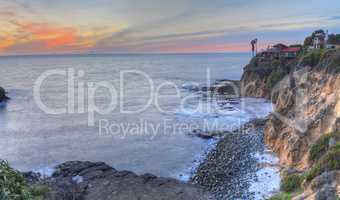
[{"x1": 328, "y1": 34, "x2": 340, "y2": 45}]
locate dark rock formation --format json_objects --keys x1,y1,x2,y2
[
  {"x1": 0, "y1": 87, "x2": 9, "y2": 102},
  {"x1": 188, "y1": 129, "x2": 230, "y2": 139},
  {"x1": 201, "y1": 80, "x2": 240, "y2": 96},
  {"x1": 28, "y1": 161, "x2": 210, "y2": 200}
]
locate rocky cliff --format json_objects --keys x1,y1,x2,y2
[
  {"x1": 242, "y1": 49, "x2": 340, "y2": 199},
  {"x1": 25, "y1": 161, "x2": 210, "y2": 200},
  {"x1": 240, "y1": 56, "x2": 296, "y2": 98}
]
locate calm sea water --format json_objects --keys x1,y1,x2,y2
[{"x1": 0, "y1": 53, "x2": 271, "y2": 179}]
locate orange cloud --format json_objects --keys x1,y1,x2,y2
[
  {"x1": 21, "y1": 23, "x2": 77, "y2": 48},
  {"x1": 0, "y1": 21, "x2": 100, "y2": 54},
  {"x1": 0, "y1": 36, "x2": 16, "y2": 50}
]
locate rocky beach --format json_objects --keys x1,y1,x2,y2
[{"x1": 191, "y1": 119, "x2": 275, "y2": 200}]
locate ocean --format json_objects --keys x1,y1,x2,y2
[{"x1": 0, "y1": 53, "x2": 272, "y2": 180}]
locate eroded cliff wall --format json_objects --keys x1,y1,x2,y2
[{"x1": 241, "y1": 49, "x2": 340, "y2": 199}]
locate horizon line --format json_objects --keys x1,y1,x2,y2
[{"x1": 0, "y1": 51, "x2": 252, "y2": 58}]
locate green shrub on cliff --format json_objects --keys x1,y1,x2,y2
[
  {"x1": 266, "y1": 70, "x2": 285, "y2": 90},
  {"x1": 309, "y1": 132, "x2": 340, "y2": 162},
  {"x1": 268, "y1": 192, "x2": 292, "y2": 200},
  {"x1": 0, "y1": 160, "x2": 45, "y2": 200},
  {"x1": 306, "y1": 141, "x2": 340, "y2": 182},
  {"x1": 280, "y1": 174, "x2": 303, "y2": 193},
  {"x1": 300, "y1": 50, "x2": 323, "y2": 67}
]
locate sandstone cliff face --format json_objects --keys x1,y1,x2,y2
[
  {"x1": 241, "y1": 50, "x2": 340, "y2": 199},
  {"x1": 240, "y1": 57, "x2": 295, "y2": 98},
  {"x1": 264, "y1": 50, "x2": 340, "y2": 169},
  {"x1": 240, "y1": 65, "x2": 270, "y2": 98}
]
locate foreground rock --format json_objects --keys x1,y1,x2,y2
[
  {"x1": 27, "y1": 161, "x2": 210, "y2": 200},
  {"x1": 294, "y1": 171, "x2": 340, "y2": 200},
  {"x1": 0, "y1": 87, "x2": 9, "y2": 102},
  {"x1": 191, "y1": 119, "x2": 267, "y2": 200},
  {"x1": 188, "y1": 129, "x2": 230, "y2": 139},
  {"x1": 201, "y1": 80, "x2": 240, "y2": 96}
]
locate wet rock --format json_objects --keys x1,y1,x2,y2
[
  {"x1": 201, "y1": 80, "x2": 240, "y2": 96},
  {"x1": 191, "y1": 119, "x2": 266, "y2": 200},
  {"x1": 189, "y1": 129, "x2": 229, "y2": 139},
  {"x1": 29, "y1": 161, "x2": 210, "y2": 200},
  {"x1": 0, "y1": 87, "x2": 9, "y2": 102}
]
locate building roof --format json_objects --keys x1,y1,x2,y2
[
  {"x1": 281, "y1": 47, "x2": 301, "y2": 53},
  {"x1": 273, "y1": 43, "x2": 288, "y2": 49}
]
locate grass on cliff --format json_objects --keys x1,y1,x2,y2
[
  {"x1": 267, "y1": 192, "x2": 292, "y2": 200},
  {"x1": 300, "y1": 49, "x2": 324, "y2": 67},
  {"x1": 266, "y1": 70, "x2": 285, "y2": 90},
  {"x1": 299, "y1": 49, "x2": 340, "y2": 71},
  {"x1": 305, "y1": 132, "x2": 340, "y2": 182},
  {"x1": 306, "y1": 141, "x2": 340, "y2": 181},
  {"x1": 269, "y1": 171, "x2": 304, "y2": 199},
  {"x1": 309, "y1": 132, "x2": 340, "y2": 162},
  {"x1": 280, "y1": 174, "x2": 304, "y2": 193},
  {"x1": 0, "y1": 160, "x2": 48, "y2": 200},
  {"x1": 273, "y1": 132, "x2": 340, "y2": 199}
]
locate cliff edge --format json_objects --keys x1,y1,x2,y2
[{"x1": 241, "y1": 48, "x2": 340, "y2": 199}]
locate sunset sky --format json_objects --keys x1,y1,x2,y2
[{"x1": 1, "y1": 0, "x2": 340, "y2": 55}]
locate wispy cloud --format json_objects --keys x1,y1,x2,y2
[{"x1": 1, "y1": 0, "x2": 340, "y2": 54}]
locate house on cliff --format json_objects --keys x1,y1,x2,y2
[
  {"x1": 310, "y1": 32, "x2": 326, "y2": 49},
  {"x1": 308, "y1": 30, "x2": 340, "y2": 49},
  {"x1": 281, "y1": 47, "x2": 302, "y2": 58},
  {"x1": 258, "y1": 44, "x2": 301, "y2": 59}
]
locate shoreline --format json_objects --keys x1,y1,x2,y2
[
  {"x1": 191, "y1": 118, "x2": 281, "y2": 200},
  {"x1": 21, "y1": 117, "x2": 278, "y2": 200}
]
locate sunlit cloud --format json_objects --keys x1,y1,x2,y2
[
  {"x1": 0, "y1": 0, "x2": 340, "y2": 55},
  {"x1": 21, "y1": 23, "x2": 77, "y2": 48}
]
